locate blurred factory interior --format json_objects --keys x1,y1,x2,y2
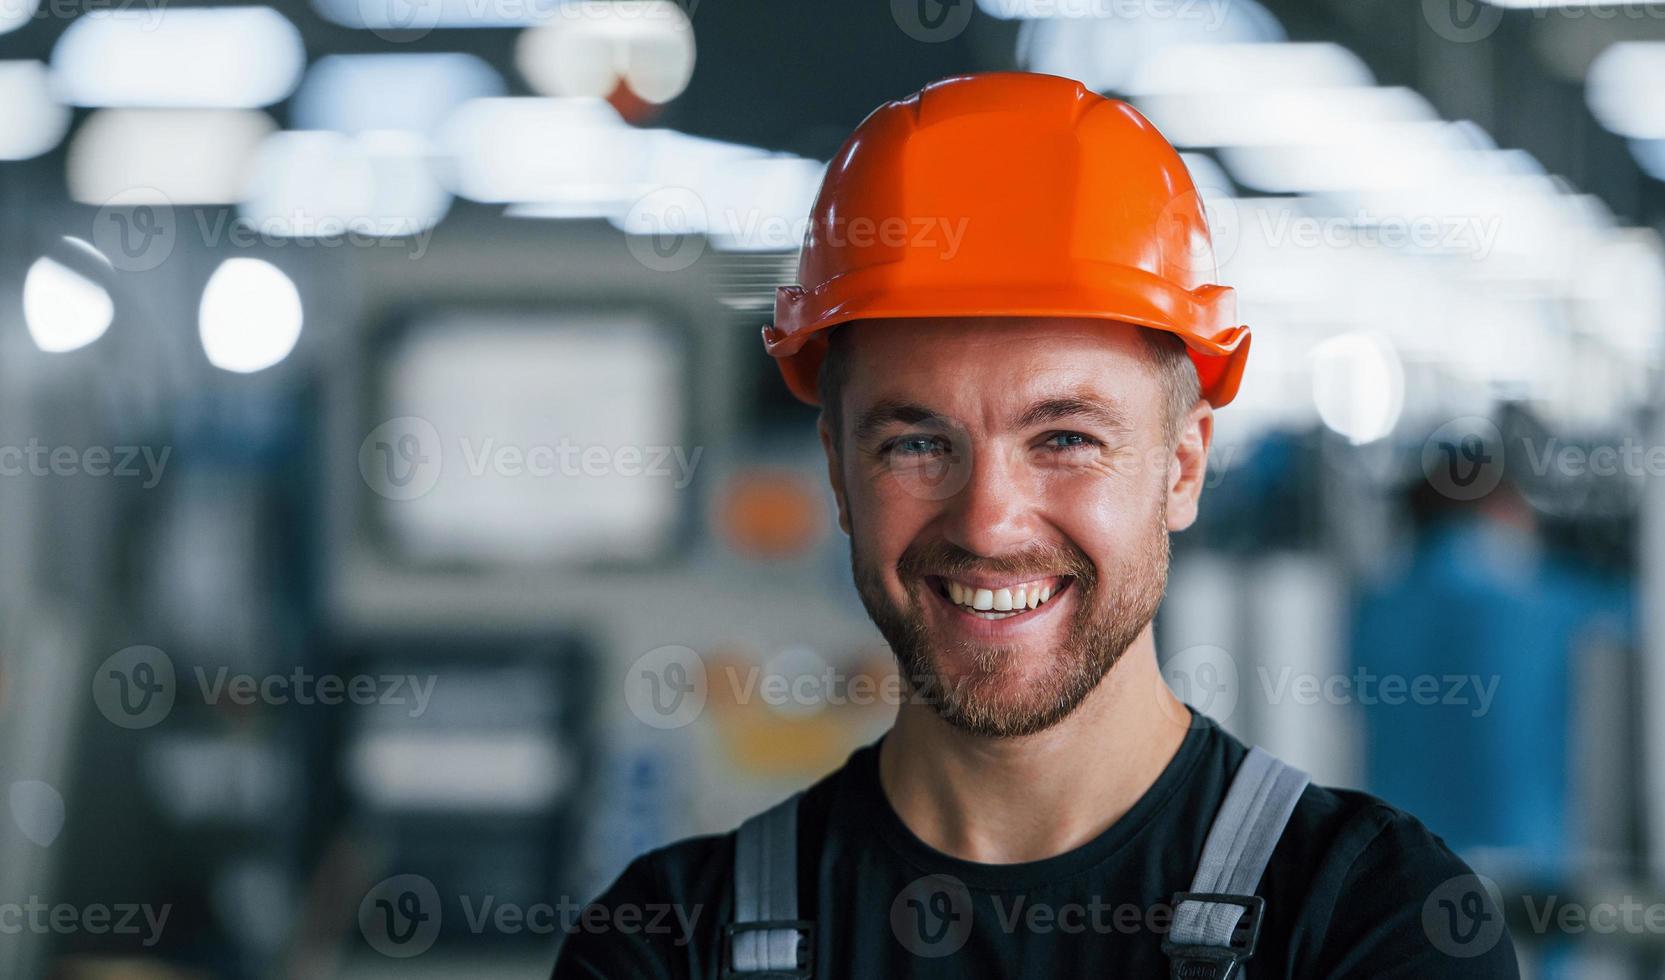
[{"x1": 3, "y1": 0, "x2": 1665, "y2": 976}]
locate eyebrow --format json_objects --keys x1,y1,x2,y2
[
  {"x1": 850, "y1": 392, "x2": 1132, "y2": 442},
  {"x1": 1013, "y1": 394, "x2": 1132, "y2": 433},
  {"x1": 852, "y1": 400, "x2": 949, "y2": 442}
]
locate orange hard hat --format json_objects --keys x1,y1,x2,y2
[{"x1": 762, "y1": 71, "x2": 1250, "y2": 408}]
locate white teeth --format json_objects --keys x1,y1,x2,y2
[{"x1": 943, "y1": 577, "x2": 1064, "y2": 613}]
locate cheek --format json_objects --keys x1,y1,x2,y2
[
  {"x1": 848, "y1": 472, "x2": 936, "y2": 563},
  {"x1": 1042, "y1": 467, "x2": 1164, "y2": 552}
]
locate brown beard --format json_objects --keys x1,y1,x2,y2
[{"x1": 852, "y1": 508, "x2": 1170, "y2": 739}]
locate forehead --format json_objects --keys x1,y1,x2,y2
[{"x1": 835, "y1": 317, "x2": 1163, "y2": 428}]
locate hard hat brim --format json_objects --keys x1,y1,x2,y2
[{"x1": 764, "y1": 260, "x2": 1251, "y2": 410}]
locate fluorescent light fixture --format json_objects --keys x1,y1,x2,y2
[
  {"x1": 23, "y1": 255, "x2": 114, "y2": 353},
  {"x1": 67, "y1": 109, "x2": 275, "y2": 205},
  {"x1": 1127, "y1": 42, "x2": 1373, "y2": 96},
  {"x1": 318, "y1": 0, "x2": 612, "y2": 29},
  {"x1": 1136, "y1": 86, "x2": 1435, "y2": 149},
  {"x1": 51, "y1": 7, "x2": 304, "y2": 108},
  {"x1": 516, "y1": 0, "x2": 695, "y2": 103},
  {"x1": 377, "y1": 311, "x2": 686, "y2": 566},
  {"x1": 1488, "y1": 0, "x2": 1665, "y2": 5},
  {"x1": 348, "y1": 733, "x2": 569, "y2": 812},
  {"x1": 1016, "y1": 6, "x2": 1284, "y2": 93},
  {"x1": 240, "y1": 129, "x2": 450, "y2": 238},
  {"x1": 1588, "y1": 42, "x2": 1665, "y2": 140},
  {"x1": 1311, "y1": 332, "x2": 1404, "y2": 445},
  {"x1": 292, "y1": 53, "x2": 505, "y2": 137},
  {"x1": 438, "y1": 96, "x2": 640, "y2": 205},
  {"x1": 199, "y1": 258, "x2": 304, "y2": 373},
  {"x1": 0, "y1": 61, "x2": 70, "y2": 160}
]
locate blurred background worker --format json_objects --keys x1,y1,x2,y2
[{"x1": 3, "y1": 0, "x2": 1665, "y2": 978}]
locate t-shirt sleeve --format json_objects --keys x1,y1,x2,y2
[
  {"x1": 549, "y1": 853, "x2": 684, "y2": 980},
  {"x1": 1311, "y1": 806, "x2": 1520, "y2": 978}
]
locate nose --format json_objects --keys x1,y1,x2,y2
[{"x1": 936, "y1": 442, "x2": 1039, "y2": 559}]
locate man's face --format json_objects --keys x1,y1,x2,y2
[{"x1": 822, "y1": 317, "x2": 1200, "y2": 739}]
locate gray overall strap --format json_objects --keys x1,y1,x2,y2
[
  {"x1": 727, "y1": 792, "x2": 811, "y2": 977},
  {"x1": 1163, "y1": 746, "x2": 1310, "y2": 980}
]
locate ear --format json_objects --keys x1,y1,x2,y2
[
  {"x1": 819, "y1": 413, "x2": 852, "y2": 536},
  {"x1": 1165, "y1": 398, "x2": 1214, "y2": 532}
]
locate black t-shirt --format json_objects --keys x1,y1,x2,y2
[{"x1": 552, "y1": 714, "x2": 1519, "y2": 978}]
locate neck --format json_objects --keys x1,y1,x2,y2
[{"x1": 877, "y1": 625, "x2": 1190, "y2": 864}]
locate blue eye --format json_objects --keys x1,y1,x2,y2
[
  {"x1": 1045, "y1": 432, "x2": 1094, "y2": 451},
  {"x1": 893, "y1": 435, "x2": 949, "y2": 457}
]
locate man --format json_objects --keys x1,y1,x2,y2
[{"x1": 553, "y1": 72, "x2": 1518, "y2": 978}]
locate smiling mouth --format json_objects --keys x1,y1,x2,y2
[{"x1": 925, "y1": 574, "x2": 1075, "y2": 621}]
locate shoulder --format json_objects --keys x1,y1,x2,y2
[
  {"x1": 1275, "y1": 782, "x2": 1519, "y2": 977},
  {"x1": 551, "y1": 754, "x2": 859, "y2": 980},
  {"x1": 549, "y1": 833, "x2": 728, "y2": 980}
]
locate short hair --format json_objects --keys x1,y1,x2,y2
[{"x1": 817, "y1": 322, "x2": 1202, "y2": 448}]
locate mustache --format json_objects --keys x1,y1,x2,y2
[{"x1": 895, "y1": 539, "x2": 1097, "y2": 589}]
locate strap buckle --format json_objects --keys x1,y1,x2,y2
[
  {"x1": 1162, "y1": 892, "x2": 1264, "y2": 980},
  {"x1": 720, "y1": 919, "x2": 814, "y2": 979}
]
